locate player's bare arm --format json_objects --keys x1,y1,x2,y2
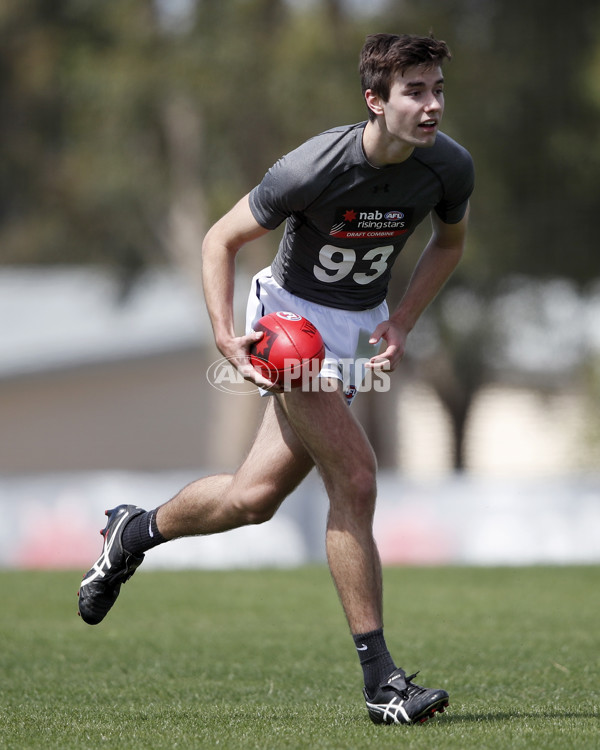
[
  {"x1": 367, "y1": 205, "x2": 470, "y2": 371},
  {"x1": 201, "y1": 195, "x2": 276, "y2": 387}
]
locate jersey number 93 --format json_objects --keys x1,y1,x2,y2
[{"x1": 313, "y1": 244, "x2": 393, "y2": 285}]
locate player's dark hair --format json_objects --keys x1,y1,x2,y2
[{"x1": 359, "y1": 33, "x2": 451, "y2": 120}]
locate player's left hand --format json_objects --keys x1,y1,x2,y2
[{"x1": 366, "y1": 320, "x2": 408, "y2": 372}]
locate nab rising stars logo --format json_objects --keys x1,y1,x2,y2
[{"x1": 330, "y1": 207, "x2": 413, "y2": 239}]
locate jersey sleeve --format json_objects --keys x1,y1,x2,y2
[
  {"x1": 248, "y1": 144, "x2": 318, "y2": 230},
  {"x1": 248, "y1": 126, "x2": 358, "y2": 230},
  {"x1": 434, "y1": 144, "x2": 475, "y2": 224}
]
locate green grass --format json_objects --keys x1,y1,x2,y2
[{"x1": 0, "y1": 566, "x2": 598, "y2": 749}]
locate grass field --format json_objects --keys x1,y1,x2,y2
[{"x1": 1, "y1": 566, "x2": 598, "y2": 749}]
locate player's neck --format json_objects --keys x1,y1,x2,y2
[{"x1": 362, "y1": 120, "x2": 414, "y2": 167}]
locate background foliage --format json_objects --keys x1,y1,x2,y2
[{"x1": 2, "y1": 0, "x2": 600, "y2": 467}]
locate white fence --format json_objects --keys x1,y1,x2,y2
[{"x1": 1, "y1": 470, "x2": 599, "y2": 569}]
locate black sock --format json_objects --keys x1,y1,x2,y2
[
  {"x1": 353, "y1": 628, "x2": 397, "y2": 696},
  {"x1": 121, "y1": 509, "x2": 166, "y2": 555}
]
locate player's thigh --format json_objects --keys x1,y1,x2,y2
[
  {"x1": 231, "y1": 397, "x2": 314, "y2": 510},
  {"x1": 278, "y1": 381, "x2": 377, "y2": 498}
]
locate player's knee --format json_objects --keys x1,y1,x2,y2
[
  {"x1": 233, "y1": 484, "x2": 283, "y2": 525},
  {"x1": 352, "y1": 452, "x2": 377, "y2": 491},
  {"x1": 352, "y1": 473, "x2": 377, "y2": 515},
  {"x1": 243, "y1": 504, "x2": 277, "y2": 525},
  {"x1": 341, "y1": 462, "x2": 378, "y2": 516}
]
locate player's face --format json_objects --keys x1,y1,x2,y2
[{"x1": 379, "y1": 65, "x2": 445, "y2": 148}]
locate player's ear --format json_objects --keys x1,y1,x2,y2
[{"x1": 364, "y1": 89, "x2": 384, "y2": 118}]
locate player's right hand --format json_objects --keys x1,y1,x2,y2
[{"x1": 220, "y1": 331, "x2": 280, "y2": 390}]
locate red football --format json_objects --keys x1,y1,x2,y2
[{"x1": 249, "y1": 311, "x2": 325, "y2": 388}]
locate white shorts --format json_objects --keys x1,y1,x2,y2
[{"x1": 245, "y1": 267, "x2": 389, "y2": 404}]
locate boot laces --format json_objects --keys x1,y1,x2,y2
[{"x1": 403, "y1": 671, "x2": 428, "y2": 699}]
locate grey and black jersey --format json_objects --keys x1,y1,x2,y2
[{"x1": 249, "y1": 121, "x2": 474, "y2": 311}]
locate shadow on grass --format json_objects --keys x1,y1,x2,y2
[{"x1": 442, "y1": 710, "x2": 596, "y2": 723}]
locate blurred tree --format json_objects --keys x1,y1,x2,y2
[
  {"x1": 381, "y1": 0, "x2": 600, "y2": 281},
  {"x1": 2, "y1": 0, "x2": 599, "y2": 469},
  {"x1": 379, "y1": 0, "x2": 600, "y2": 468},
  {"x1": 0, "y1": 0, "x2": 370, "y2": 286},
  {"x1": 0, "y1": 0, "x2": 168, "y2": 283}
]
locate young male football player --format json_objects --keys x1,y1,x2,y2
[{"x1": 78, "y1": 33, "x2": 473, "y2": 726}]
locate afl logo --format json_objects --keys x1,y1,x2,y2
[
  {"x1": 275, "y1": 311, "x2": 302, "y2": 321},
  {"x1": 384, "y1": 210, "x2": 404, "y2": 220}
]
